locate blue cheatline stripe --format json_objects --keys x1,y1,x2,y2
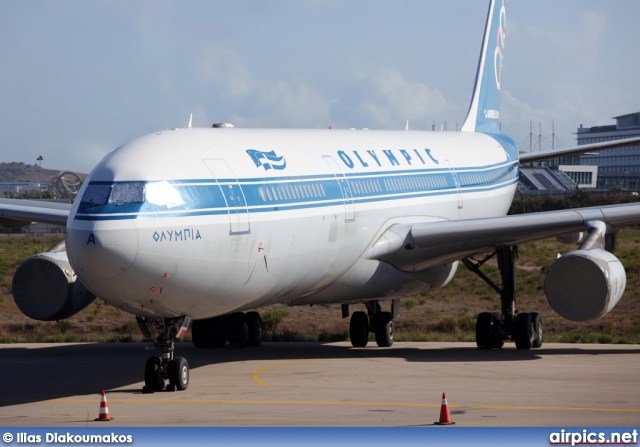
[
  {"x1": 74, "y1": 180, "x2": 518, "y2": 221},
  {"x1": 74, "y1": 162, "x2": 518, "y2": 221}
]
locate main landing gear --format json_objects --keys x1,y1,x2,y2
[
  {"x1": 191, "y1": 311, "x2": 263, "y2": 349},
  {"x1": 136, "y1": 317, "x2": 191, "y2": 392},
  {"x1": 347, "y1": 300, "x2": 395, "y2": 348},
  {"x1": 463, "y1": 246, "x2": 543, "y2": 350}
]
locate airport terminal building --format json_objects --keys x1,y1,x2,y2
[
  {"x1": 577, "y1": 112, "x2": 640, "y2": 193},
  {"x1": 519, "y1": 112, "x2": 640, "y2": 195}
]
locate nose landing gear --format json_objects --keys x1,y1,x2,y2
[{"x1": 137, "y1": 316, "x2": 191, "y2": 392}]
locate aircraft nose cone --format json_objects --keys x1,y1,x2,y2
[{"x1": 66, "y1": 223, "x2": 138, "y2": 281}]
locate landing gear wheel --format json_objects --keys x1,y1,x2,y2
[
  {"x1": 373, "y1": 311, "x2": 394, "y2": 347},
  {"x1": 514, "y1": 312, "x2": 533, "y2": 350},
  {"x1": 350, "y1": 311, "x2": 369, "y2": 347},
  {"x1": 192, "y1": 317, "x2": 227, "y2": 348},
  {"x1": 247, "y1": 311, "x2": 263, "y2": 347},
  {"x1": 476, "y1": 312, "x2": 503, "y2": 349},
  {"x1": 191, "y1": 319, "x2": 213, "y2": 348},
  {"x1": 228, "y1": 312, "x2": 249, "y2": 348},
  {"x1": 210, "y1": 317, "x2": 227, "y2": 347},
  {"x1": 138, "y1": 317, "x2": 191, "y2": 392},
  {"x1": 531, "y1": 312, "x2": 543, "y2": 348},
  {"x1": 168, "y1": 356, "x2": 189, "y2": 391},
  {"x1": 144, "y1": 356, "x2": 165, "y2": 391}
]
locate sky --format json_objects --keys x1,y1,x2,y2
[{"x1": 1, "y1": 0, "x2": 639, "y2": 174}]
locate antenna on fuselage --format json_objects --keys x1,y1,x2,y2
[
  {"x1": 188, "y1": 114, "x2": 193, "y2": 128},
  {"x1": 405, "y1": 120, "x2": 409, "y2": 131}
]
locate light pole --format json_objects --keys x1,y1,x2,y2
[{"x1": 37, "y1": 156, "x2": 43, "y2": 199}]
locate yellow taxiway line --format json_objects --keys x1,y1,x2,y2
[{"x1": 40, "y1": 397, "x2": 640, "y2": 415}]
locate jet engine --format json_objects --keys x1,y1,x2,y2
[
  {"x1": 544, "y1": 249, "x2": 625, "y2": 322},
  {"x1": 12, "y1": 240, "x2": 96, "y2": 321}
]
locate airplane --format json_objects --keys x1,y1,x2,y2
[{"x1": 2, "y1": 0, "x2": 640, "y2": 392}]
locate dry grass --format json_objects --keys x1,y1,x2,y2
[{"x1": 1, "y1": 229, "x2": 640, "y2": 344}]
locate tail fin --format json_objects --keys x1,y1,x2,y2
[{"x1": 461, "y1": 0, "x2": 507, "y2": 134}]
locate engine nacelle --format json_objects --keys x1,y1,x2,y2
[
  {"x1": 556, "y1": 231, "x2": 583, "y2": 245},
  {"x1": 545, "y1": 249, "x2": 625, "y2": 322},
  {"x1": 12, "y1": 241, "x2": 96, "y2": 321}
]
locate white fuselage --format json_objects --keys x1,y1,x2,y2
[{"x1": 65, "y1": 127, "x2": 518, "y2": 319}]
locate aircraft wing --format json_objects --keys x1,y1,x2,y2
[
  {"x1": 0, "y1": 199, "x2": 71, "y2": 226},
  {"x1": 519, "y1": 136, "x2": 640, "y2": 164},
  {"x1": 366, "y1": 202, "x2": 640, "y2": 272}
]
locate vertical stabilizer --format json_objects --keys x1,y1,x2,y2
[{"x1": 461, "y1": 0, "x2": 506, "y2": 134}]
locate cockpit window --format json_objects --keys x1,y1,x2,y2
[
  {"x1": 80, "y1": 184, "x2": 111, "y2": 206},
  {"x1": 108, "y1": 182, "x2": 145, "y2": 205},
  {"x1": 145, "y1": 181, "x2": 185, "y2": 208}
]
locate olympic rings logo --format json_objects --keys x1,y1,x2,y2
[{"x1": 494, "y1": 0, "x2": 506, "y2": 91}]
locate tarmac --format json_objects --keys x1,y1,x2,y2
[{"x1": 0, "y1": 341, "x2": 639, "y2": 427}]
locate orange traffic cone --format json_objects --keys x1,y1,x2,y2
[
  {"x1": 95, "y1": 390, "x2": 111, "y2": 421},
  {"x1": 434, "y1": 392, "x2": 455, "y2": 425}
]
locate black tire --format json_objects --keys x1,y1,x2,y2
[
  {"x1": 210, "y1": 316, "x2": 227, "y2": 347},
  {"x1": 514, "y1": 312, "x2": 533, "y2": 350},
  {"x1": 531, "y1": 312, "x2": 543, "y2": 348},
  {"x1": 476, "y1": 312, "x2": 504, "y2": 349},
  {"x1": 144, "y1": 356, "x2": 165, "y2": 391},
  {"x1": 349, "y1": 311, "x2": 369, "y2": 347},
  {"x1": 476, "y1": 312, "x2": 494, "y2": 349},
  {"x1": 191, "y1": 319, "x2": 213, "y2": 348},
  {"x1": 374, "y1": 312, "x2": 394, "y2": 347},
  {"x1": 168, "y1": 356, "x2": 189, "y2": 391},
  {"x1": 247, "y1": 311, "x2": 263, "y2": 347},
  {"x1": 228, "y1": 312, "x2": 249, "y2": 348}
]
